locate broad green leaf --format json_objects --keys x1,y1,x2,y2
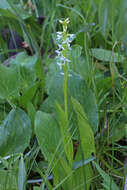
[
  {"x1": 0, "y1": 107, "x2": 31, "y2": 156},
  {"x1": 68, "y1": 45, "x2": 82, "y2": 71},
  {"x1": 18, "y1": 156, "x2": 26, "y2": 190},
  {"x1": 10, "y1": 52, "x2": 38, "y2": 88},
  {"x1": 0, "y1": 53, "x2": 38, "y2": 103},
  {"x1": 40, "y1": 97, "x2": 55, "y2": 113},
  {"x1": 91, "y1": 48, "x2": 125, "y2": 62},
  {"x1": 44, "y1": 70, "x2": 98, "y2": 134},
  {"x1": 35, "y1": 111, "x2": 63, "y2": 160},
  {"x1": 72, "y1": 97, "x2": 95, "y2": 158},
  {"x1": 67, "y1": 45, "x2": 93, "y2": 81},
  {"x1": 56, "y1": 103, "x2": 73, "y2": 166},
  {"x1": 0, "y1": 65, "x2": 21, "y2": 99},
  {"x1": 93, "y1": 162, "x2": 120, "y2": 190},
  {"x1": 72, "y1": 97, "x2": 95, "y2": 190}
]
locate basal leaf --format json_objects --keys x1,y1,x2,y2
[
  {"x1": 91, "y1": 48, "x2": 125, "y2": 62},
  {"x1": 72, "y1": 97, "x2": 95, "y2": 190},
  {"x1": 0, "y1": 65, "x2": 21, "y2": 99},
  {"x1": 44, "y1": 70, "x2": 98, "y2": 134},
  {"x1": 0, "y1": 107, "x2": 31, "y2": 156},
  {"x1": 71, "y1": 97, "x2": 95, "y2": 159},
  {"x1": 35, "y1": 111, "x2": 63, "y2": 160},
  {"x1": 10, "y1": 52, "x2": 38, "y2": 88}
]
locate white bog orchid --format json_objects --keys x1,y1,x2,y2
[{"x1": 56, "y1": 18, "x2": 75, "y2": 70}]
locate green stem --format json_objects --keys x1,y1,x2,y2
[{"x1": 63, "y1": 61, "x2": 68, "y2": 120}]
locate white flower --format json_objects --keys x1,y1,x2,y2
[
  {"x1": 59, "y1": 18, "x2": 70, "y2": 24},
  {"x1": 58, "y1": 44, "x2": 65, "y2": 50},
  {"x1": 56, "y1": 32, "x2": 63, "y2": 35},
  {"x1": 66, "y1": 18, "x2": 70, "y2": 24},
  {"x1": 55, "y1": 18, "x2": 75, "y2": 70},
  {"x1": 56, "y1": 32, "x2": 63, "y2": 40}
]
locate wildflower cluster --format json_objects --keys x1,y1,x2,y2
[{"x1": 56, "y1": 18, "x2": 75, "y2": 70}]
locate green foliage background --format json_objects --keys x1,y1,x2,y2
[{"x1": 0, "y1": 0, "x2": 126, "y2": 189}]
